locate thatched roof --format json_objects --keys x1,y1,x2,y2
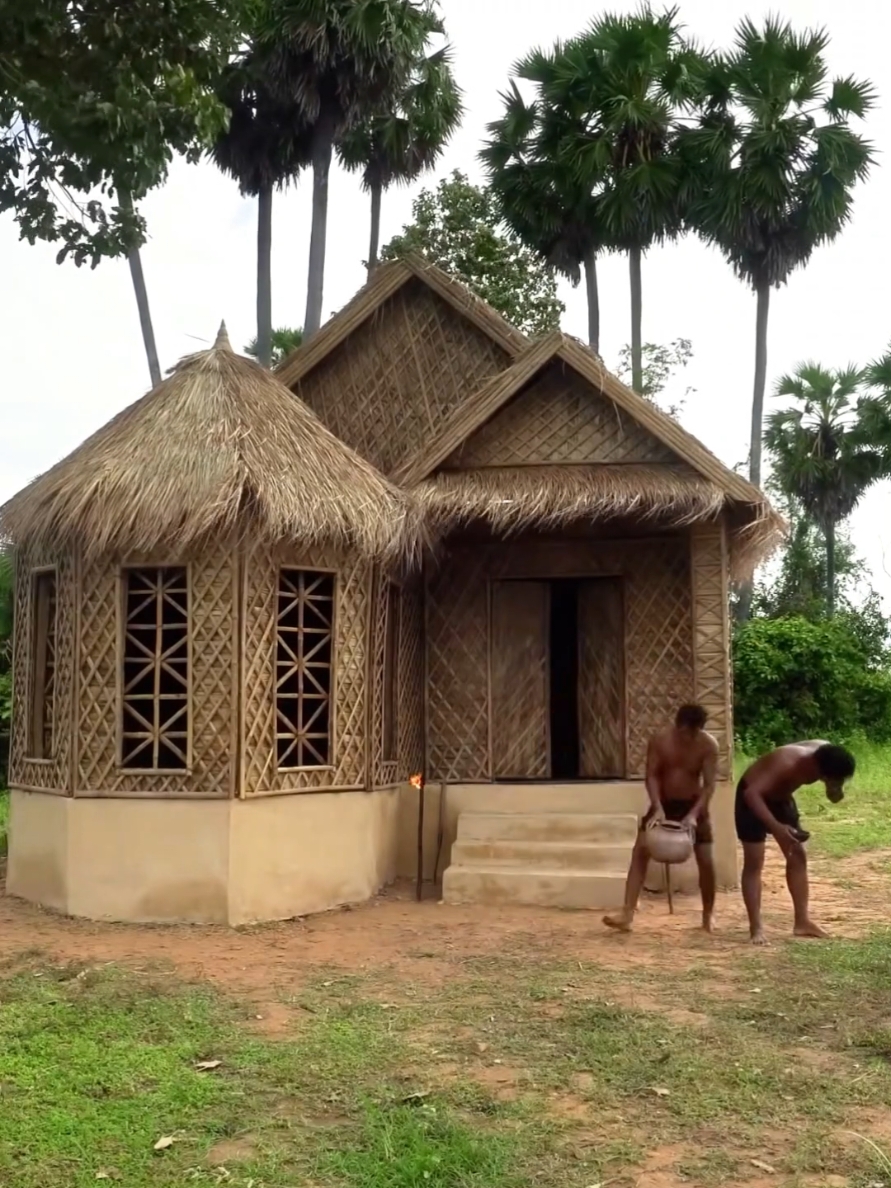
[
  {"x1": 0, "y1": 325, "x2": 420, "y2": 563},
  {"x1": 399, "y1": 330, "x2": 786, "y2": 580}
]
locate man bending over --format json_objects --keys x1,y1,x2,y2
[
  {"x1": 736, "y1": 741, "x2": 855, "y2": 944},
  {"x1": 604, "y1": 704, "x2": 719, "y2": 934}
]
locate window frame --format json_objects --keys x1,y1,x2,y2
[
  {"x1": 26, "y1": 565, "x2": 58, "y2": 763},
  {"x1": 274, "y1": 566, "x2": 338, "y2": 773},
  {"x1": 116, "y1": 563, "x2": 193, "y2": 774}
]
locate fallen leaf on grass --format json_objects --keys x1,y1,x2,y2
[
  {"x1": 751, "y1": 1160, "x2": 776, "y2": 1174},
  {"x1": 153, "y1": 1136, "x2": 177, "y2": 1152},
  {"x1": 651, "y1": 1087, "x2": 671, "y2": 1097},
  {"x1": 195, "y1": 1060, "x2": 222, "y2": 1072}
]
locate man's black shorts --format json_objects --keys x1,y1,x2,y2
[{"x1": 734, "y1": 778, "x2": 802, "y2": 844}]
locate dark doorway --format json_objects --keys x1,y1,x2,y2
[{"x1": 549, "y1": 579, "x2": 580, "y2": 778}]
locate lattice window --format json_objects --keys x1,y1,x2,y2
[
  {"x1": 28, "y1": 570, "x2": 57, "y2": 759},
  {"x1": 120, "y1": 567, "x2": 190, "y2": 771},
  {"x1": 276, "y1": 569, "x2": 336, "y2": 769},
  {"x1": 382, "y1": 583, "x2": 400, "y2": 761}
]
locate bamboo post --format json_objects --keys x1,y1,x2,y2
[
  {"x1": 665, "y1": 863, "x2": 674, "y2": 914},
  {"x1": 433, "y1": 780, "x2": 447, "y2": 883},
  {"x1": 413, "y1": 773, "x2": 425, "y2": 902}
]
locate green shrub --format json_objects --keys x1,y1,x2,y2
[{"x1": 733, "y1": 615, "x2": 891, "y2": 752}]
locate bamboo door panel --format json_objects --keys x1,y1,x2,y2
[
  {"x1": 490, "y1": 581, "x2": 550, "y2": 779},
  {"x1": 578, "y1": 579, "x2": 626, "y2": 778}
]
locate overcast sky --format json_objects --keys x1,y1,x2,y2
[{"x1": 3, "y1": 0, "x2": 890, "y2": 603}]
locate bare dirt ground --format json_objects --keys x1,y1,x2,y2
[{"x1": 0, "y1": 845, "x2": 886, "y2": 1021}]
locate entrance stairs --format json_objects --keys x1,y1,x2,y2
[{"x1": 442, "y1": 783, "x2": 641, "y2": 910}]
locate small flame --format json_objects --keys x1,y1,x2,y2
[{"x1": 409, "y1": 772, "x2": 424, "y2": 789}]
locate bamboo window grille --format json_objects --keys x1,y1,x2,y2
[
  {"x1": 276, "y1": 569, "x2": 336, "y2": 768},
  {"x1": 382, "y1": 582, "x2": 400, "y2": 761},
  {"x1": 120, "y1": 567, "x2": 190, "y2": 771},
  {"x1": 28, "y1": 570, "x2": 57, "y2": 759}
]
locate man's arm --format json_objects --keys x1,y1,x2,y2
[
  {"x1": 645, "y1": 737, "x2": 663, "y2": 816},
  {"x1": 743, "y1": 775, "x2": 801, "y2": 851},
  {"x1": 683, "y1": 735, "x2": 718, "y2": 826}
]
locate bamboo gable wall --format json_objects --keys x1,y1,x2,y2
[{"x1": 291, "y1": 279, "x2": 511, "y2": 476}]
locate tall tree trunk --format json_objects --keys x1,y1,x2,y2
[
  {"x1": 367, "y1": 181, "x2": 383, "y2": 279},
  {"x1": 256, "y1": 182, "x2": 273, "y2": 368},
  {"x1": 750, "y1": 279, "x2": 771, "y2": 488},
  {"x1": 735, "y1": 278, "x2": 772, "y2": 623},
  {"x1": 826, "y1": 520, "x2": 836, "y2": 618},
  {"x1": 120, "y1": 191, "x2": 161, "y2": 387},
  {"x1": 304, "y1": 128, "x2": 334, "y2": 340},
  {"x1": 629, "y1": 245, "x2": 643, "y2": 393},
  {"x1": 583, "y1": 250, "x2": 600, "y2": 353}
]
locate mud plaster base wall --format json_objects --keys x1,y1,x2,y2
[
  {"x1": 395, "y1": 781, "x2": 740, "y2": 894},
  {"x1": 7, "y1": 788, "x2": 403, "y2": 925}
]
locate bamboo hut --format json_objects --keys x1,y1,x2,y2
[
  {"x1": 0, "y1": 326, "x2": 425, "y2": 924},
  {"x1": 279, "y1": 258, "x2": 784, "y2": 905}
]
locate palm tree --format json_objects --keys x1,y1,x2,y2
[
  {"x1": 213, "y1": 53, "x2": 308, "y2": 368},
  {"x1": 686, "y1": 19, "x2": 874, "y2": 492},
  {"x1": 245, "y1": 325, "x2": 305, "y2": 367},
  {"x1": 257, "y1": 0, "x2": 442, "y2": 339},
  {"x1": 338, "y1": 42, "x2": 462, "y2": 276},
  {"x1": 765, "y1": 363, "x2": 887, "y2": 616},
  {"x1": 541, "y1": 6, "x2": 709, "y2": 390},
  {"x1": 482, "y1": 73, "x2": 609, "y2": 352}
]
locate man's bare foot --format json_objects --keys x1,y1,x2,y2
[
  {"x1": 793, "y1": 919, "x2": 829, "y2": 939},
  {"x1": 750, "y1": 928, "x2": 768, "y2": 946},
  {"x1": 603, "y1": 910, "x2": 633, "y2": 933},
  {"x1": 702, "y1": 912, "x2": 715, "y2": 933}
]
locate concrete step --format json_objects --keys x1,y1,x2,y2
[
  {"x1": 473, "y1": 783, "x2": 646, "y2": 815},
  {"x1": 442, "y1": 864, "x2": 627, "y2": 910},
  {"x1": 451, "y1": 839, "x2": 631, "y2": 871},
  {"x1": 457, "y1": 811, "x2": 638, "y2": 845}
]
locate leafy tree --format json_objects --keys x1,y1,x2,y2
[
  {"x1": 338, "y1": 41, "x2": 462, "y2": 276},
  {"x1": 381, "y1": 170, "x2": 564, "y2": 337},
  {"x1": 214, "y1": 52, "x2": 309, "y2": 367},
  {"x1": 245, "y1": 325, "x2": 304, "y2": 367},
  {"x1": 764, "y1": 363, "x2": 887, "y2": 616},
  {"x1": 616, "y1": 337, "x2": 693, "y2": 415},
  {"x1": 685, "y1": 18, "x2": 874, "y2": 493},
  {"x1": 733, "y1": 615, "x2": 891, "y2": 753},
  {"x1": 540, "y1": 7, "x2": 709, "y2": 390},
  {"x1": 482, "y1": 72, "x2": 610, "y2": 352},
  {"x1": 256, "y1": 0, "x2": 441, "y2": 339},
  {"x1": 0, "y1": 0, "x2": 244, "y2": 385}
]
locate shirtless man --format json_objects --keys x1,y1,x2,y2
[
  {"x1": 604, "y1": 704, "x2": 719, "y2": 934},
  {"x1": 736, "y1": 741, "x2": 856, "y2": 945}
]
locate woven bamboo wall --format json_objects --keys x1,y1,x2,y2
[
  {"x1": 425, "y1": 534, "x2": 695, "y2": 781},
  {"x1": 444, "y1": 361, "x2": 679, "y2": 469},
  {"x1": 292, "y1": 279, "x2": 510, "y2": 476},
  {"x1": 241, "y1": 543, "x2": 371, "y2": 796},
  {"x1": 367, "y1": 572, "x2": 425, "y2": 788},
  {"x1": 8, "y1": 544, "x2": 77, "y2": 794},
  {"x1": 76, "y1": 549, "x2": 236, "y2": 797},
  {"x1": 690, "y1": 522, "x2": 733, "y2": 780}
]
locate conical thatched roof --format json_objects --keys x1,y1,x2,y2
[{"x1": 0, "y1": 325, "x2": 420, "y2": 563}]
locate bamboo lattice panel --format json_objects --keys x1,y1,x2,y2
[
  {"x1": 241, "y1": 544, "x2": 370, "y2": 795},
  {"x1": 292, "y1": 279, "x2": 510, "y2": 475},
  {"x1": 578, "y1": 579, "x2": 626, "y2": 778},
  {"x1": 368, "y1": 571, "x2": 395, "y2": 788},
  {"x1": 397, "y1": 577, "x2": 425, "y2": 781},
  {"x1": 425, "y1": 550, "x2": 490, "y2": 781},
  {"x1": 275, "y1": 570, "x2": 336, "y2": 769},
  {"x1": 491, "y1": 581, "x2": 550, "y2": 779},
  {"x1": 77, "y1": 551, "x2": 235, "y2": 796},
  {"x1": 8, "y1": 545, "x2": 76, "y2": 793},
  {"x1": 425, "y1": 536, "x2": 693, "y2": 781},
  {"x1": 691, "y1": 523, "x2": 732, "y2": 779},
  {"x1": 444, "y1": 362, "x2": 678, "y2": 469}
]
